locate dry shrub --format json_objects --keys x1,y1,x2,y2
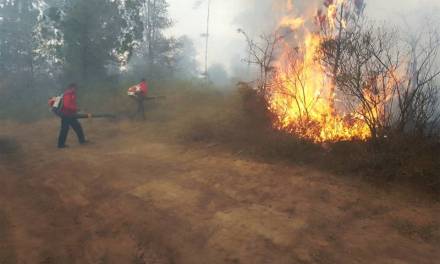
[
  {"x1": 373, "y1": 136, "x2": 440, "y2": 194},
  {"x1": 392, "y1": 218, "x2": 440, "y2": 243},
  {"x1": 0, "y1": 137, "x2": 22, "y2": 162},
  {"x1": 318, "y1": 136, "x2": 440, "y2": 195},
  {"x1": 156, "y1": 82, "x2": 321, "y2": 162},
  {"x1": 236, "y1": 82, "x2": 271, "y2": 128},
  {"x1": 318, "y1": 140, "x2": 371, "y2": 173}
]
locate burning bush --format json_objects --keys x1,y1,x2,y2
[{"x1": 241, "y1": 0, "x2": 440, "y2": 143}]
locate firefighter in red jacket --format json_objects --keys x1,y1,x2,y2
[
  {"x1": 128, "y1": 78, "x2": 148, "y2": 120},
  {"x1": 58, "y1": 83, "x2": 86, "y2": 148}
]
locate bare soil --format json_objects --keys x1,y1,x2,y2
[{"x1": 0, "y1": 119, "x2": 439, "y2": 264}]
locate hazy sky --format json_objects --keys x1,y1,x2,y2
[
  {"x1": 168, "y1": 0, "x2": 440, "y2": 74},
  {"x1": 168, "y1": 0, "x2": 244, "y2": 73}
]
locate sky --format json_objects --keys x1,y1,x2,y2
[
  {"x1": 167, "y1": 0, "x2": 245, "y2": 74},
  {"x1": 167, "y1": 0, "x2": 440, "y2": 74}
]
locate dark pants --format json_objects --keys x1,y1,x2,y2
[
  {"x1": 136, "y1": 97, "x2": 146, "y2": 120},
  {"x1": 58, "y1": 117, "x2": 86, "y2": 147}
]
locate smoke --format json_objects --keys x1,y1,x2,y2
[
  {"x1": 193, "y1": 0, "x2": 206, "y2": 10},
  {"x1": 229, "y1": 0, "x2": 322, "y2": 79},
  {"x1": 228, "y1": 0, "x2": 440, "y2": 73},
  {"x1": 233, "y1": 0, "x2": 440, "y2": 36},
  {"x1": 168, "y1": 0, "x2": 440, "y2": 79},
  {"x1": 233, "y1": 0, "x2": 322, "y2": 35}
]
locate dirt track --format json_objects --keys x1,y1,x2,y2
[{"x1": 0, "y1": 119, "x2": 439, "y2": 264}]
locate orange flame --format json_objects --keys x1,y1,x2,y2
[
  {"x1": 286, "y1": 0, "x2": 294, "y2": 12},
  {"x1": 267, "y1": 0, "x2": 372, "y2": 142},
  {"x1": 279, "y1": 17, "x2": 305, "y2": 31}
]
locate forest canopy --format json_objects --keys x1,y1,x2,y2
[{"x1": 0, "y1": 0, "x2": 200, "y2": 119}]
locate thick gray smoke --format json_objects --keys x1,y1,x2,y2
[
  {"x1": 168, "y1": 0, "x2": 440, "y2": 81},
  {"x1": 228, "y1": 0, "x2": 440, "y2": 77},
  {"x1": 233, "y1": 0, "x2": 322, "y2": 35},
  {"x1": 229, "y1": 0, "x2": 320, "y2": 80}
]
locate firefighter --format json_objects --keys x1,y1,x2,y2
[
  {"x1": 128, "y1": 78, "x2": 149, "y2": 120},
  {"x1": 57, "y1": 83, "x2": 87, "y2": 148}
]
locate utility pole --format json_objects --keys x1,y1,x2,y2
[{"x1": 204, "y1": 0, "x2": 211, "y2": 84}]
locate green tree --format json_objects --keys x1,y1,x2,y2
[
  {"x1": 46, "y1": 0, "x2": 174, "y2": 83},
  {"x1": 0, "y1": 0, "x2": 39, "y2": 92},
  {"x1": 61, "y1": 0, "x2": 125, "y2": 83},
  {"x1": 129, "y1": 0, "x2": 175, "y2": 79}
]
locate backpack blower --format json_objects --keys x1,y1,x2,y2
[{"x1": 48, "y1": 96, "x2": 116, "y2": 119}]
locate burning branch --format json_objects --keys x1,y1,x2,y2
[{"x1": 240, "y1": 0, "x2": 440, "y2": 143}]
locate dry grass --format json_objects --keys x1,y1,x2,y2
[
  {"x1": 392, "y1": 219, "x2": 440, "y2": 243},
  {"x1": 4, "y1": 79, "x2": 439, "y2": 196},
  {"x1": 113, "y1": 81, "x2": 440, "y2": 197}
]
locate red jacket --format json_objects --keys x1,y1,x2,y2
[
  {"x1": 138, "y1": 81, "x2": 148, "y2": 97},
  {"x1": 61, "y1": 88, "x2": 78, "y2": 116}
]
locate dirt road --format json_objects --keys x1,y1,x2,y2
[{"x1": 0, "y1": 120, "x2": 439, "y2": 263}]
